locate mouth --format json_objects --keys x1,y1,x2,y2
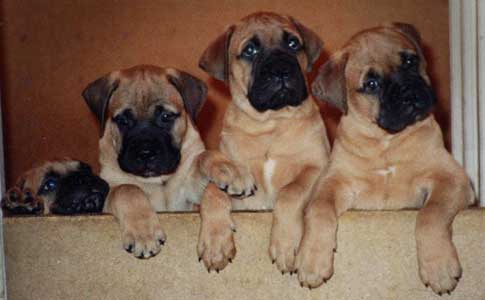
[
  {"x1": 139, "y1": 170, "x2": 163, "y2": 178},
  {"x1": 377, "y1": 105, "x2": 433, "y2": 134},
  {"x1": 118, "y1": 135, "x2": 181, "y2": 178},
  {"x1": 247, "y1": 50, "x2": 308, "y2": 112},
  {"x1": 375, "y1": 73, "x2": 435, "y2": 134}
]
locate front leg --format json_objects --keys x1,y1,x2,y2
[
  {"x1": 416, "y1": 173, "x2": 472, "y2": 295},
  {"x1": 198, "y1": 150, "x2": 256, "y2": 198},
  {"x1": 197, "y1": 184, "x2": 236, "y2": 272},
  {"x1": 269, "y1": 166, "x2": 321, "y2": 274},
  {"x1": 295, "y1": 176, "x2": 348, "y2": 288},
  {"x1": 107, "y1": 184, "x2": 166, "y2": 259}
]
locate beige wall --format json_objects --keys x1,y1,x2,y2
[{"x1": 0, "y1": 0, "x2": 450, "y2": 185}]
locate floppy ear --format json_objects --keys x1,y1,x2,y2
[
  {"x1": 198, "y1": 26, "x2": 235, "y2": 83},
  {"x1": 77, "y1": 161, "x2": 93, "y2": 174},
  {"x1": 390, "y1": 22, "x2": 425, "y2": 59},
  {"x1": 82, "y1": 75, "x2": 119, "y2": 137},
  {"x1": 289, "y1": 16, "x2": 324, "y2": 72},
  {"x1": 391, "y1": 22, "x2": 421, "y2": 45},
  {"x1": 168, "y1": 70, "x2": 208, "y2": 121},
  {"x1": 311, "y1": 51, "x2": 349, "y2": 113}
]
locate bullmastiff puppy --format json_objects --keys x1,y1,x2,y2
[
  {"x1": 296, "y1": 23, "x2": 475, "y2": 295},
  {"x1": 83, "y1": 65, "x2": 254, "y2": 259},
  {"x1": 197, "y1": 12, "x2": 331, "y2": 273},
  {"x1": 2, "y1": 159, "x2": 108, "y2": 215}
]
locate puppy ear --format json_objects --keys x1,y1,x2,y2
[
  {"x1": 391, "y1": 22, "x2": 421, "y2": 46},
  {"x1": 168, "y1": 70, "x2": 208, "y2": 121},
  {"x1": 82, "y1": 75, "x2": 119, "y2": 137},
  {"x1": 311, "y1": 51, "x2": 349, "y2": 113},
  {"x1": 390, "y1": 22, "x2": 425, "y2": 60},
  {"x1": 77, "y1": 161, "x2": 93, "y2": 173},
  {"x1": 289, "y1": 17, "x2": 323, "y2": 72},
  {"x1": 199, "y1": 26, "x2": 235, "y2": 82}
]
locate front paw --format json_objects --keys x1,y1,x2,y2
[
  {"x1": 269, "y1": 221, "x2": 302, "y2": 274},
  {"x1": 2, "y1": 187, "x2": 43, "y2": 215},
  {"x1": 206, "y1": 160, "x2": 256, "y2": 199},
  {"x1": 121, "y1": 213, "x2": 166, "y2": 259},
  {"x1": 295, "y1": 233, "x2": 336, "y2": 289},
  {"x1": 197, "y1": 215, "x2": 236, "y2": 273},
  {"x1": 417, "y1": 239, "x2": 462, "y2": 295}
]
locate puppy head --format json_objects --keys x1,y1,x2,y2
[
  {"x1": 2, "y1": 160, "x2": 109, "y2": 215},
  {"x1": 83, "y1": 65, "x2": 207, "y2": 179},
  {"x1": 199, "y1": 12, "x2": 323, "y2": 118},
  {"x1": 312, "y1": 23, "x2": 435, "y2": 134}
]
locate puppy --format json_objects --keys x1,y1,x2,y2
[
  {"x1": 2, "y1": 159, "x2": 108, "y2": 215},
  {"x1": 197, "y1": 12, "x2": 330, "y2": 273},
  {"x1": 296, "y1": 23, "x2": 475, "y2": 295},
  {"x1": 82, "y1": 65, "x2": 253, "y2": 259}
]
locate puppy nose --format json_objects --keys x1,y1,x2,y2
[
  {"x1": 270, "y1": 64, "x2": 291, "y2": 80},
  {"x1": 138, "y1": 148, "x2": 156, "y2": 161}
]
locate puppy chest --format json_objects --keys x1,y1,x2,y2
[
  {"x1": 352, "y1": 165, "x2": 423, "y2": 209},
  {"x1": 263, "y1": 158, "x2": 277, "y2": 197},
  {"x1": 233, "y1": 158, "x2": 277, "y2": 210}
]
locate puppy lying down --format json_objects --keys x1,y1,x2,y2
[{"x1": 2, "y1": 159, "x2": 109, "y2": 215}]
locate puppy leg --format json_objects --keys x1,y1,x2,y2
[
  {"x1": 416, "y1": 173, "x2": 472, "y2": 295},
  {"x1": 108, "y1": 184, "x2": 166, "y2": 259},
  {"x1": 269, "y1": 166, "x2": 321, "y2": 274},
  {"x1": 198, "y1": 150, "x2": 256, "y2": 198},
  {"x1": 197, "y1": 183, "x2": 236, "y2": 272},
  {"x1": 296, "y1": 176, "x2": 347, "y2": 288}
]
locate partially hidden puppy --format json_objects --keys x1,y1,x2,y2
[
  {"x1": 82, "y1": 65, "x2": 254, "y2": 259},
  {"x1": 197, "y1": 12, "x2": 331, "y2": 273},
  {"x1": 296, "y1": 23, "x2": 475, "y2": 295},
  {"x1": 2, "y1": 159, "x2": 108, "y2": 215}
]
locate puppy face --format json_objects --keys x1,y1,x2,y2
[
  {"x1": 2, "y1": 160, "x2": 109, "y2": 215},
  {"x1": 312, "y1": 23, "x2": 435, "y2": 134},
  {"x1": 83, "y1": 65, "x2": 207, "y2": 179},
  {"x1": 199, "y1": 12, "x2": 323, "y2": 117}
]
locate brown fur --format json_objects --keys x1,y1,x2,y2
[
  {"x1": 85, "y1": 65, "x2": 254, "y2": 259},
  {"x1": 197, "y1": 12, "x2": 330, "y2": 273},
  {"x1": 296, "y1": 24, "x2": 475, "y2": 295},
  {"x1": 2, "y1": 159, "x2": 83, "y2": 214}
]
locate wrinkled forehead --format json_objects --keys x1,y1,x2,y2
[
  {"x1": 20, "y1": 160, "x2": 81, "y2": 190},
  {"x1": 109, "y1": 70, "x2": 183, "y2": 117},
  {"x1": 48, "y1": 160, "x2": 82, "y2": 174},
  {"x1": 231, "y1": 15, "x2": 299, "y2": 49},
  {"x1": 347, "y1": 29, "x2": 418, "y2": 75}
]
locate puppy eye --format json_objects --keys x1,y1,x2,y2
[
  {"x1": 155, "y1": 106, "x2": 179, "y2": 125},
  {"x1": 113, "y1": 111, "x2": 135, "y2": 129},
  {"x1": 363, "y1": 78, "x2": 380, "y2": 93},
  {"x1": 41, "y1": 178, "x2": 57, "y2": 193},
  {"x1": 401, "y1": 53, "x2": 419, "y2": 70},
  {"x1": 242, "y1": 41, "x2": 260, "y2": 59},
  {"x1": 160, "y1": 112, "x2": 177, "y2": 122},
  {"x1": 287, "y1": 36, "x2": 302, "y2": 51}
]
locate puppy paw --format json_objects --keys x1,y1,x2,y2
[
  {"x1": 269, "y1": 222, "x2": 302, "y2": 274},
  {"x1": 197, "y1": 214, "x2": 236, "y2": 273},
  {"x1": 295, "y1": 234, "x2": 336, "y2": 289},
  {"x1": 121, "y1": 212, "x2": 166, "y2": 259},
  {"x1": 206, "y1": 160, "x2": 256, "y2": 199},
  {"x1": 418, "y1": 239, "x2": 462, "y2": 295},
  {"x1": 2, "y1": 187, "x2": 43, "y2": 214}
]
